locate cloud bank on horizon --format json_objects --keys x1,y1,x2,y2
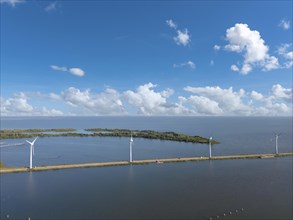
[
  {"x1": 1, "y1": 83, "x2": 292, "y2": 116},
  {"x1": 1, "y1": 1, "x2": 292, "y2": 116}
]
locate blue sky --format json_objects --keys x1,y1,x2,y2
[{"x1": 1, "y1": 0, "x2": 292, "y2": 116}]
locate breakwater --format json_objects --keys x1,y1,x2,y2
[{"x1": 1, "y1": 152, "x2": 292, "y2": 174}]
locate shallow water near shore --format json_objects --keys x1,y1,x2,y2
[{"x1": 0, "y1": 117, "x2": 292, "y2": 219}]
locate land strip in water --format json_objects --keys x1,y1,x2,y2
[
  {"x1": 1, "y1": 152, "x2": 292, "y2": 174},
  {"x1": 0, "y1": 128, "x2": 218, "y2": 144}
]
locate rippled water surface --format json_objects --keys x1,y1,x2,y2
[{"x1": 0, "y1": 117, "x2": 292, "y2": 219}]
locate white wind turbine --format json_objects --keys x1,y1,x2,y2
[
  {"x1": 26, "y1": 137, "x2": 38, "y2": 169},
  {"x1": 209, "y1": 137, "x2": 212, "y2": 159},
  {"x1": 129, "y1": 133, "x2": 133, "y2": 163},
  {"x1": 274, "y1": 133, "x2": 281, "y2": 155}
]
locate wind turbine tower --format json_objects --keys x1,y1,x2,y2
[
  {"x1": 209, "y1": 137, "x2": 212, "y2": 159},
  {"x1": 26, "y1": 137, "x2": 38, "y2": 169},
  {"x1": 129, "y1": 133, "x2": 133, "y2": 163},
  {"x1": 275, "y1": 134, "x2": 280, "y2": 155}
]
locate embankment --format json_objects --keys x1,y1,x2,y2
[{"x1": 1, "y1": 152, "x2": 292, "y2": 174}]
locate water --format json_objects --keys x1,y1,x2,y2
[
  {"x1": 0, "y1": 117, "x2": 292, "y2": 219},
  {"x1": 0, "y1": 117, "x2": 292, "y2": 166}
]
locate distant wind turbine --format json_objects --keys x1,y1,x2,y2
[
  {"x1": 26, "y1": 137, "x2": 38, "y2": 169},
  {"x1": 274, "y1": 133, "x2": 281, "y2": 155},
  {"x1": 129, "y1": 133, "x2": 133, "y2": 163},
  {"x1": 209, "y1": 137, "x2": 212, "y2": 158}
]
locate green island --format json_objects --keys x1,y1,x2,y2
[
  {"x1": 0, "y1": 128, "x2": 77, "y2": 139},
  {"x1": 0, "y1": 128, "x2": 219, "y2": 144}
]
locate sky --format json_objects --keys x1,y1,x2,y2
[{"x1": 0, "y1": 0, "x2": 292, "y2": 116}]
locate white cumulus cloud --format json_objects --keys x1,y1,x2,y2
[
  {"x1": 184, "y1": 84, "x2": 292, "y2": 116},
  {"x1": 278, "y1": 44, "x2": 293, "y2": 59},
  {"x1": 45, "y1": 1, "x2": 57, "y2": 12},
  {"x1": 166, "y1": 19, "x2": 177, "y2": 29},
  {"x1": 50, "y1": 65, "x2": 85, "y2": 77},
  {"x1": 214, "y1": 45, "x2": 221, "y2": 51},
  {"x1": 49, "y1": 93, "x2": 62, "y2": 101},
  {"x1": 249, "y1": 84, "x2": 292, "y2": 116},
  {"x1": 174, "y1": 29, "x2": 191, "y2": 46},
  {"x1": 123, "y1": 83, "x2": 189, "y2": 115},
  {"x1": 61, "y1": 87, "x2": 125, "y2": 115},
  {"x1": 68, "y1": 68, "x2": 85, "y2": 77},
  {"x1": 251, "y1": 91, "x2": 264, "y2": 101},
  {"x1": 0, "y1": 93, "x2": 64, "y2": 116},
  {"x1": 271, "y1": 84, "x2": 292, "y2": 102},
  {"x1": 283, "y1": 61, "x2": 293, "y2": 69},
  {"x1": 166, "y1": 19, "x2": 191, "y2": 47},
  {"x1": 279, "y1": 19, "x2": 290, "y2": 30},
  {"x1": 262, "y1": 56, "x2": 279, "y2": 71},
  {"x1": 230, "y1": 64, "x2": 240, "y2": 72},
  {"x1": 281, "y1": 51, "x2": 293, "y2": 60},
  {"x1": 39, "y1": 107, "x2": 64, "y2": 116},
  {"x1": 184, "y1": 85, "x2": 250, "y2": 115},
  {"x1": 1, "y1": 93, "x2": 33, "y2": 114},
  {"x1": 277, "y1": 44, "x2": 293, "y2": 68},
  {"x1": 173, "y1": 60, "x2": 196, "y2": 69},
  {"x1": 51, "y1": 65, "x2": 67, "y2": 72},
  {"x1": 183, "y1": 96, "x2": 223, "y2": 115},
  {"x1": 0, "y1": 0, "x2": 24, "y2": 6},
  {"x1": 224, "y1": 23, "x2": 280, "y2": 74}
]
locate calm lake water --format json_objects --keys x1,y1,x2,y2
[{"x1": 0, "y1": 117, "x2": 292, "y2": 219}]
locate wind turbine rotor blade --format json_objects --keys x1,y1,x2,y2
[
  {"x1": 26, "y1": 140, "x2": 32, "y2": 145},
  {"x1": 32, "y1": 137, "x2": 38, "y2": 145},
  {"x1": 32, "y1": 146, "x2": 35, "y2": 156}
]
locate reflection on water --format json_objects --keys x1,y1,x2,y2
[
  {"x1": 27, "y1": 172, "x2": 35, "y2": 198},
  {"x1": 128, "y1": 164, "x2": 134, "y2": 182},
  {"x1": 208, "y1": 160, "x2": 214, "y2": 175}
]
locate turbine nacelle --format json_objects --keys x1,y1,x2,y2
[{"x1": 26, "y1": 137, "x2": 38, "y2": 146}]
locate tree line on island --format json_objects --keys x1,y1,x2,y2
[{"x1": 0, "y1": 128, "x2": 219, "y2": 144}]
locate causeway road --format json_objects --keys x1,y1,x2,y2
[{"x1": 1, "y1": 152, "x2": 292, "y2": 174}]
